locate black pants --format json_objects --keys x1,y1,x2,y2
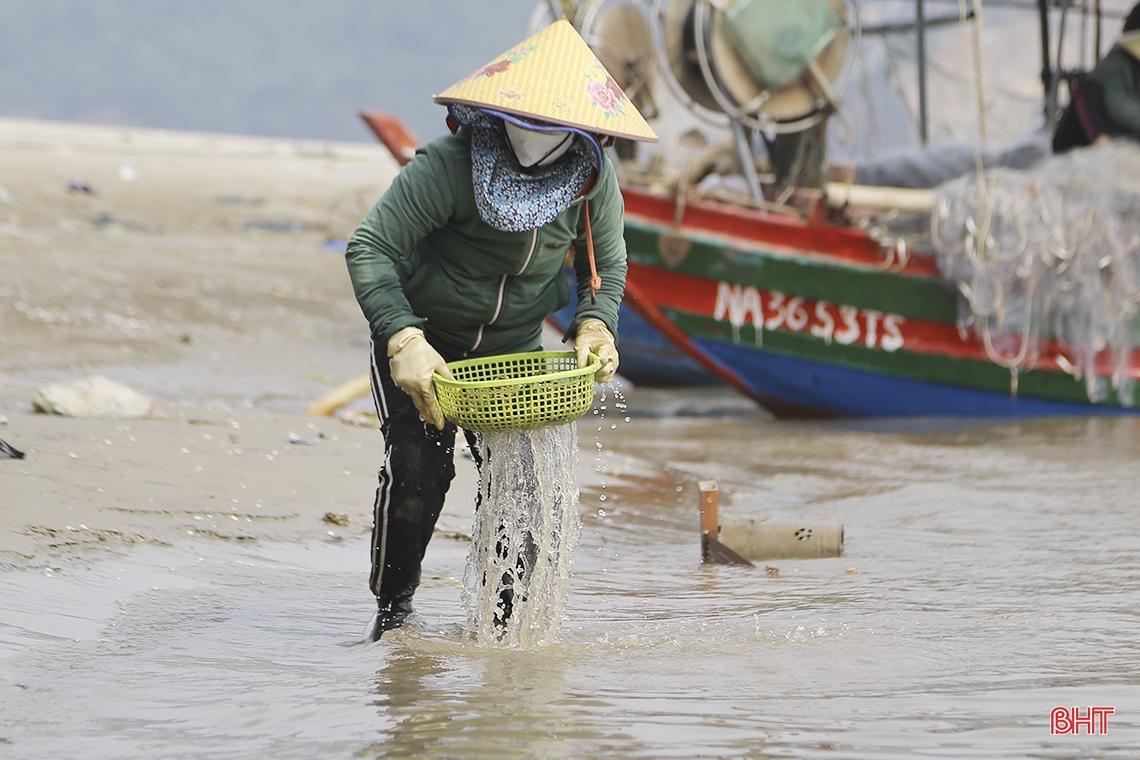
[{"x1": 367, "y1": 338, "x2": 480, "y2": 610}]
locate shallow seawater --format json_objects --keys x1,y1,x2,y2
[{"x1": 3, "y1": 399, "x2": 1140, "y2": 759}]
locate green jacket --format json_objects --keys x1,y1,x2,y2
[
  {"x1": 346, "y1": 129, "x2": 627, "y2": 357},
  {"x1": 1087, "y1": 46, "x2": 1140, "y2": 139}
]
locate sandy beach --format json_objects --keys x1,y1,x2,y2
[{"x1": 0, "y1": 116, "x2": 476, "y2": 571}]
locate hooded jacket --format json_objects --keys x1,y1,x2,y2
[
  {"x1": 346, "y1": 128, "x2": 626, "y2": 357},
  {"x1": 1086, "y1": 37, "x2": 1140, "y2": 139}
]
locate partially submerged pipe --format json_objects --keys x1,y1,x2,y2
[
  {"x1": 720, "y1": 516, "x2": 843, "y2": 561},
  {"x1": 698, "y1": 480, "x2": 844, "y2": 564}
]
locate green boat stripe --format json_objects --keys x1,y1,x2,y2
[{"x1": 626, "y1": 222, "x2": 960, "y2": 324}]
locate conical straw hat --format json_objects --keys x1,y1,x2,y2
[{"x1": 434, "y1": 19, "x2": 658, "y2": 143}]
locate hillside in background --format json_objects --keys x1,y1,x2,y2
[{"x1": 0, "y1": 0, "x2": 536, "y2": 144}]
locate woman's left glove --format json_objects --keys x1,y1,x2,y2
[
  {"x1": 574, "y1": 318, "x2": 619, "y2": 383},
  {"x1": 387, "y1": 326, "x2": 454, "y2": 430}
]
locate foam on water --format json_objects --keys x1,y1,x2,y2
[{"x1": 462, "y1": 423, "x2": 582, "y2": 647}]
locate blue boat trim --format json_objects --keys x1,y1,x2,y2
[{"x1": 695, "y1": 338, "x2": 1139, "y2": 417}]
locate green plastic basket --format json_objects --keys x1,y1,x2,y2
[{"x1": 433, "y1": 351, "x2": 600, "y2": 433}]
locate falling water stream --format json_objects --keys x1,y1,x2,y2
[{"x1": 464, "y1": 424, "x2": 581, "y2": 647}]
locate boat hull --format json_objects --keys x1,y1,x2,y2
[
  {"x1": 619, "y1": 187, "x2": 1140, "y2": 418},
  {"x1": 546, "y1": 272, "x2": 716, "y2": 387},
  {"x1": 358, "y1": 111, "x2": 1138, "y2": 415},
  {"x1": 693, "y1": 336, "x2": 1134, "y2": 417}
]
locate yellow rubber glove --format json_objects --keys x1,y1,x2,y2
[
  {"x1": 574, "y1": 317, "x2": 618, "y2": 383},
  {"x1": 387, "y1": 326, "x2": 454, "y2": 430}
]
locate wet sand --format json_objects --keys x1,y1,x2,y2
[{"x1": 0, "y1": 116, "x2": 431, "y2": 571}]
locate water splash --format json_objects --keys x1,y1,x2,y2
[
  {"x1": 462, "y1": 423, "x2": 582, "y2": 647},
  {"x1": 592, "y1": 389, "x2": 609, "y2": 496}
]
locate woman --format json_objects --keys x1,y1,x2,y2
[{"x1": 345, "y1": 20, "x2": 657, "y2": 640}]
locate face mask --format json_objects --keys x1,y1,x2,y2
[{"x1": 503, "y1": 121, "x2": 575, "y2": 168}]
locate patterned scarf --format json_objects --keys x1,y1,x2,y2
[{"x1": 449, "y1": 104, "x2": 600, "y2": 233}]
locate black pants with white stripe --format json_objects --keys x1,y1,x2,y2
[{"x1": 368, "y1": 338, "x2": 474, "y2": 611}]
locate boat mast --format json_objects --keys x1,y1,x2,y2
[
  {"x1": 916, "y1": 0, "x2": 929, "y2": 144},
  {"x1": 1095, "y1": 0, "x2": 1103, "y2": 63},
  {"x1": 1038, "y1": 0, "x2": 1056, "y2": 126}
]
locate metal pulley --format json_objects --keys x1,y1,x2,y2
[
  {"x1": 529, "y1": 0, "x2": 858, "y2": 134},
  {"x1": 651, "y1": 0, "x2": 860, "y2": 134}
]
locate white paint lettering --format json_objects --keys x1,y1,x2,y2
[
  {"x1": 715, "y1": 282, "x2": 906, "y2": 353},
  {"x1": 810, "y1": 301, "x2": 835, "y2": 344},
  {"x1": 742, "y1": 287, "x2": 763, "y2": 326},
  {"x1": 835, "y1": 305, "x2": 860, "y2": 345},
  {"x1": 764, "y1": 292, "x2": 787, "y2": 330},
  {"x1": 714, "y1": 282, "x2": 740, "y2": 324},
  {"x1": 863, "y1": 309, "x2": 882, "y2": 348},
  {"x1": 785, "y1": 297, "x2": 808, "y2": 331},
  {"x1": 881, "y1": 314, "x2": 905, "y2": 352},
  {"x1": 715, "y1": 282, "x2": 764, "y2": 343},
  {"x1": 742, "y1": 286, "x2": 763, "y2": 345}
]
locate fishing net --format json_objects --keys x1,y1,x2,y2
[
  {"x1": 930, "y1": 140, "x2": 1140, "y2": 405},
  {"x1": 462, "y1": 424, "x2": 582, "y2": 648}
]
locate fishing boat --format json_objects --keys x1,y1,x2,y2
[
  {"x1": 362, "y1": 0, "x2": 1140, "y2": 416},
  {"x1": 541, "y1": 0, "x2": 1140, "y2": 416},
  {"x1": 617, "y1": 182, "x2": 1139, "y2": 417}
]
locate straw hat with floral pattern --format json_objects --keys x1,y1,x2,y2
[{"x1": 434, "y1": 19, "x2": 658, "y2": 144}]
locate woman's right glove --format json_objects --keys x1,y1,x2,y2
[
  {"x1": 387, "y1": 326, "x2": 454, "y2": 430},
  {"x1": 573, "y1": 317, "x2": 619, "y2": 383}
]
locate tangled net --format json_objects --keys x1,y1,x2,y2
[{"x1": 931, "y1": 140, "x2": 1140, "y2": 405}]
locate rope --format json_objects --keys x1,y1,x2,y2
[
  {"x1": 968, "y1": 0, "x2": 988, "y2": 143},
  {"x1": 583, "y1": 199, "x2": 601, "y2": 305}
]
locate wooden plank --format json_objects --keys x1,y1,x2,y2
[
  {"x1": 358, "y1": 110, "x2": 420, "y2": 167},
  {"x1": 306, "y1": 374, "x2": 372, "y2": 417},
  {"x1": 698, "y1": 480, "x2": 719, "y2": 536}
]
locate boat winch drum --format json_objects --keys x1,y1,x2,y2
[{"x1": 723, "y1": 0, "x2": 843, "y2": 91}]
